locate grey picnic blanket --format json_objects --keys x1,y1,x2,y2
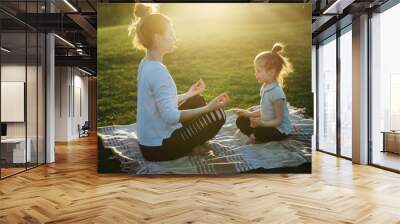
[{"x1": 97, "y1": 106, "x2": 313, "y2": 174}]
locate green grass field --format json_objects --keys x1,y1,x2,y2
[{"x1": 98, "y1": 4, "x2": 312, "y2": 127}]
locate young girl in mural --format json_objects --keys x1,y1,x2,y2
[
  {"x1": 130, "y1": 4, "x2": 229, "y2": 161},
  {"x1": 233, "y1": 43, "x2": 293, "y2": 144}
]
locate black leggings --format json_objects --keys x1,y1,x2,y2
[
  {"x1": 236, "y1": 116, "x2": 288, "y2": 143},
  {"x1": 139, "y1": 95, "x2": 226, "y2": 161}
]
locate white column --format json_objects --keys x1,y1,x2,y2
[
  {"x1": 46, "y1": 1, "x2": 55, "y2": 163},
  {"x1": 46, "y1": 33, "x2": 55, "y2": 163},
  {"x1": 352, "y1": 14, "x2": 369, "y2": 164}
]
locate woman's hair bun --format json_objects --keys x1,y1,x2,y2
[
  {"x1": 134, "y1": 3, "x2": 155, "y2": 18},
  {"x1": 272, "y1": 42, "x2": 284, "y2": 54}
]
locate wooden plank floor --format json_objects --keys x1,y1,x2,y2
[
  {"x1": 1, "y1": 167, "x2": 26, "y2": 178},
  {"x1": 1, "y1": 135, "x2": 400, "y2": 224}
]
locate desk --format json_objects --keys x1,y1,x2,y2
[
  {"x1": 382, "y1": 131, "x2": 400, "y2": 154},
  {"x1": 1, "y1": 138, "x2": 31, "y2": 163}
]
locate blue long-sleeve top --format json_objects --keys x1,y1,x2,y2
[{"x1": 136, "y1": 59, "x2": 182, "y2": 146}]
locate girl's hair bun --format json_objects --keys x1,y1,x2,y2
[
  {"x1": 272, "y1": 42, "x2": 284, "y2": 54},
  {"x1": 134, "y1": 3, "x2": 155, "y2": 18}
]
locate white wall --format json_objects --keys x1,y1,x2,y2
[
  {"x1": 54, "y1": 67, "x2": 89, "y2": 141},
  {"x1": 55, "y1": 67, "x2": 69, "y2": 141},
  {"x1": 72, "y1": 72, "x2": 89, "y2": 138}
]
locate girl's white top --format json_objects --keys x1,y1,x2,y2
[{"x1": 260, "y1": 81, "x2": 292, "y2": 134}]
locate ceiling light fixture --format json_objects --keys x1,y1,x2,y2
[
  {"x1": 63, "y1": 0, "x2": 78, "y2": 12},
  {"x1": 78, "y1": 67, "x2": 93, "y2": 76},
  {"x1": 1, "y1": 47, "x2": 11, "y2": 53},
  {"x1": 76, "y1": 48, "x2": 86, "y2": 55},
  {"x1": 322, "y1": 0, "x2": 355, "y2": 15},
  {"x1": 54, "y1": 34, "x2": 75, "y2": 48}
]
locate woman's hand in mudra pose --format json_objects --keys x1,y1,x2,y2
[
  {"x1": 178, "y1": 79, "x2": 206, "y2": 106},
  {"x1": 206, "y1": 92, "x2": 229, "y2": 111},
  {"x1": 187, "y1": 79, "x2": 206, "y2": 97}
]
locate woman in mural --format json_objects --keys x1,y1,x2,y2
[{"x1": 129, "y1": 4, "x2": 229, "y2": 162}]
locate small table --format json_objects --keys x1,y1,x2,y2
[
  {"x1": 1, "y1": 138, "x2": 31, "y2": 163},
  {"x1": 381, "y1": 131, "x2": 400, "y2": 154}
]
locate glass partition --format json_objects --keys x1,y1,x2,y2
[
  {"x1": 0, "y1": 1, "x2": 46, "y2": 179},
  {"x1": 1, "y1": 31, "x2": 28, "y2": 178}
]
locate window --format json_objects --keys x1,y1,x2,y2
[
  {"x1": 370, "y1": 2, "x2": 400, "y2": 171},
  {"x1": 339, "y1": 28, "x2": 352, "y2": 158},
  {"x1": 317, "y1": 35, "x2": 337, "y2": 154}
]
